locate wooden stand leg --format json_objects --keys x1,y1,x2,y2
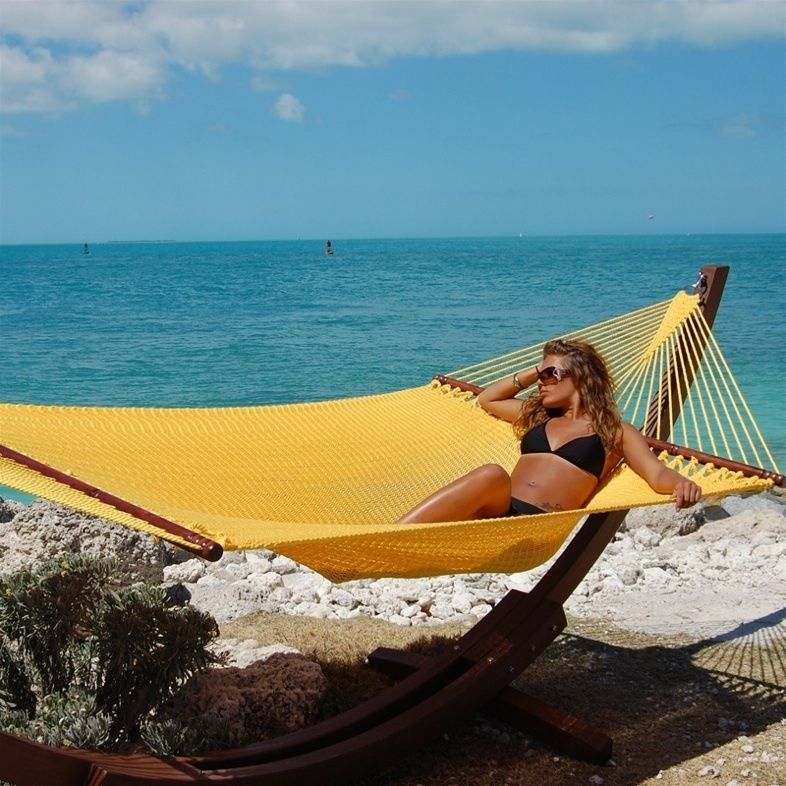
[
  {"x1": 368, "y1": 647, "x2": 612, "y2": 764},
  {"x1": 487, "y1": 685, "x2": 612, "y2": 764}
]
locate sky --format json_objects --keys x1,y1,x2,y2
[{"x1": 1, "y1": 0, "x2": 785, "y2": 244}]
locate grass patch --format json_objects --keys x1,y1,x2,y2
[{"x1": 221, "y1": 612, "x2": 468, "y2": 719}]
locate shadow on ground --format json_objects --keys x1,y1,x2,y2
[{"x1": 354, "y1": 608, "x2": 786, "y2": 786}]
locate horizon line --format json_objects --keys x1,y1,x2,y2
[{"x1": 2, "y1": 230, "x2": 786, "y2": 248}]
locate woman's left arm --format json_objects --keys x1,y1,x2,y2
[{"x1": 620, "y1": 423, "x2": 702, "y2": 510}]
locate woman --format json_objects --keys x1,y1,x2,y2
[{"x1": 398, "y1": 338, "x2": 701, "y2": 523}]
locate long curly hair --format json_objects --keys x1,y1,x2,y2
[{"x1": 513, "y1": 338, "x2": 621, "y2": 453}]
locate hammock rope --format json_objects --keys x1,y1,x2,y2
[{"x1": 0, "y1": 290, "x2": 779, "y2": 582}]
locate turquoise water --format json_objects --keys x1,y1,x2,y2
[{"x1": 1, "y1": 235, "x2": 784, "y2": 501}]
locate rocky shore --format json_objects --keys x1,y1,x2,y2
[
  {"x1": 2, "y1": 491, "x2": 784, "y2": 752},
  {"x1": 1, "y1": 492, "x2": 784, "y2": 639}
]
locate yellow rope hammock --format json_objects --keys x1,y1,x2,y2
[{"x1": 0, "y1": 291, "x2": 778, "y2": 583}]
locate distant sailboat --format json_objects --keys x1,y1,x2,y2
[
  {"x1": 83, "y1": 243, "x2": 90, "y2": 255},
  {"x1": 325, "y1": 240, "x2": 334, "y2": 256}
]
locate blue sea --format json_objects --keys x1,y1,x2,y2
[{"x1": 1, "y1": 235, "x2": 784, "y2": 501}]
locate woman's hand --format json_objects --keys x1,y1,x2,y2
[{"x1": 671, "y1": 478, "x2": 702, "y2": 510}]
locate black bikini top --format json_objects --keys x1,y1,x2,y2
[{"x1": 520, "y1": 421, "x2": 606, "y2": 479}]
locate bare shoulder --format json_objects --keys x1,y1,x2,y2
[
  {"x1": 620, "y1": 422, "x2": 651, "y2": 452},
  {"x1": 618, "y1": 421, "x2": 666, "y2": 477},
  {"x1": 621, "y1": 422, "x2": 645, "y2": 442}
]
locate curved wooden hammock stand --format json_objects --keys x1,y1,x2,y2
[{"x1": 0, "y1": 265, "x2": 780, "y2": 785}]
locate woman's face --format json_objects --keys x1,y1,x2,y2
[{"x1": 537, "y1": 353, "x2": 578, "y2": 407}]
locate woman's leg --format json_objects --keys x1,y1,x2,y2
[{"x1": 397, "y1": 464, "x2": 512, "y2": 524}]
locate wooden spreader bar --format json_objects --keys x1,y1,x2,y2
[{"x1": 0, "y1": 442, "x2": 224, "y2": 561}]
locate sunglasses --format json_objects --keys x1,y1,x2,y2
[{"x1": 536, "y1": 365, "x2": 571, "y2": 384}]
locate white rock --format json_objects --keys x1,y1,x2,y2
[
  {"x1": 328, "y1": 588, "x2": 357, "y2": 608},
  {"x1": 393, "y1": 580, "x2": 432, "y2": 603},
  {"x1": 623, "y1": 503, "x2": 704, "y2": 537},
  {"x1": 196, "y1": 573, "x2": 223, "y2": 586},
  {"x1": 333, "y1": 607, "x2": 360, "y2": 620},
  {"x1": 429, "y1": 603, "x2": 457, "y2": 620},
  {"x1": 266, "y1": 586, "x2": 292, "y2": 604},
  {"x1": 773, "y1": 560, "x2": 786, "y2": 580},
  {"x1": 400, "y1": 603, "x2": 421, "y2": 619},
  {"x1": 616, "y1": 565, "x2": 642, "y2": 586},
  {"x1": 641, "y1": 566, "x2": 675, "y2": 587},
  {"x1": 224, "y1": 562, "x2": 254, "y2": 579},
  {"x1": 590, "y1": 575, "x2": 625, "y2": 595},
  {"x1": 450, "y1": 591, "x2": 474, "y2": 614},
  {"x1": 213, "y1": 639, "x2": 302, "y2": 669},
  {"x1": 722, "y1": 494, "x2": 785, "y2": 515},
  {"x1": 249, "y1": 571, "x2": 283, "y2": 589},
  {"x1": 164, "y1": 559, "x2": 206, "y2": 583},
  {"x1": 633, "y1": 526, "x2": 662, "y2": 548},
  {"x1": 271, "y1": 555, "x2": 299, "y2": 574},
  {"x1": 244, "y1": 553, "x2": 273, "y2": 572},
  {"x1": 292, "y1": 601, "x2": 330, "y2": 619},
  {"x1": 507, "y1": 571, "x2": 537, "y2": 591},
  {"x1": 470, "y1": 602, "x2": 493, "y2": 618},
  {"x1": 281, "y1": 572, "x2": 322, "y2": 596}
]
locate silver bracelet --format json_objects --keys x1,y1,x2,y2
[{"x1": 512, "y1": 372, "x2": 523, "y2": 389}]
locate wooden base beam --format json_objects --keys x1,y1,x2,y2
[{"x1": 368, "y1": 647, "x2": 612, "y2": 764}]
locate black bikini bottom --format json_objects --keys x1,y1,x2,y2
[{"x1": 508, "y1": 497, "x2": 545, "y2": 516}]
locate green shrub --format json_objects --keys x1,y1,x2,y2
[
  {"x1": 0, "y1": 554, "x2": 112, "y2": 694},
  {"x1": 1, "y1": 687, "x2": 112, "y2": 749},
  {"x1": 140, "y1": 715, "x2": 235, "y2": 757},
  {"x1": 0, "y1": 554, "x2": 219, "y2": 751},
  {"x1": 93, "y1": 584, "x2": 219, "y2": 740},
  {"x1": 0, "y1": 639, "x2": 35, "y2": 716}
]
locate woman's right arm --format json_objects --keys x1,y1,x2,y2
[{"x1": 477, "y1": 367, "x2": 538, "y2": 422}]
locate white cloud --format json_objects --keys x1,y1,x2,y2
[
  {"x1": 64, "y1": 49, "x2": 166, "y2": 102},
  {"x1": 250, "y1": 74, "x2": 283, "y2": 93},
  {"x1": 0, "y1": 44, "x2": 70, "y2": 112},
  {"x1": 721, "y1": 115, "x2": 758, "y2": 139},
  {"x1": 1, "y1": 0, "x2": 783, "y2": 113},
  {"x1": 717, "y1": 112, "x2": 786, "y2": 139},
  {"x1": 274, "y1": 92, "x2": 305, "y2": 123}
]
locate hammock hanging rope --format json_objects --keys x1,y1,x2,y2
[{"x1": 0, "y1": 290, "x2": 778, "y2": 583}]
